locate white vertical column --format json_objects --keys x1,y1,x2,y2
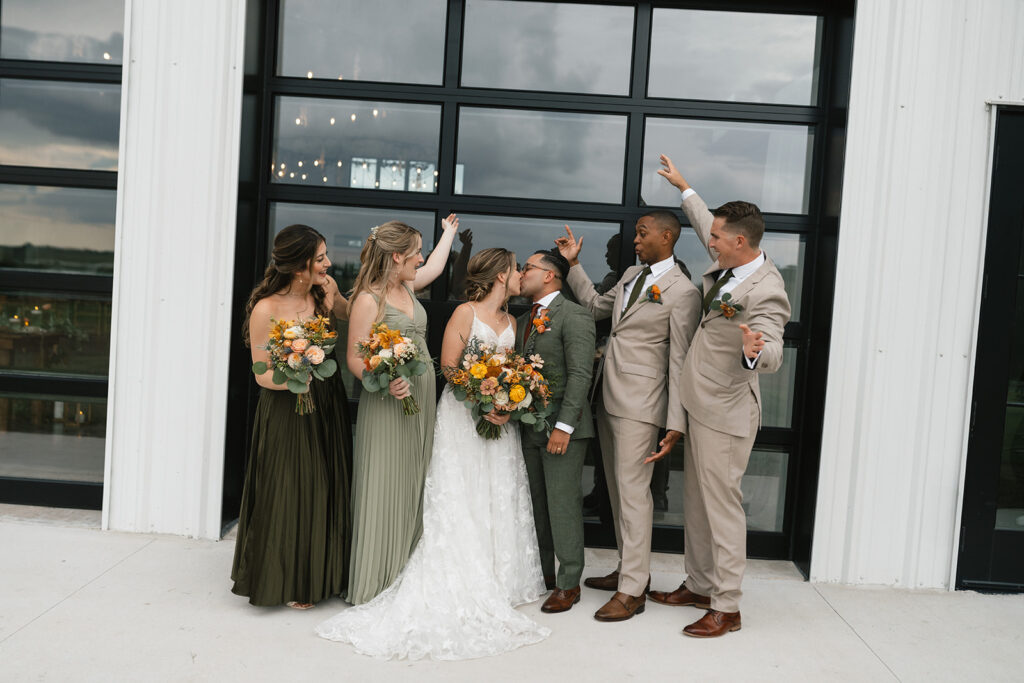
[
  {"x1": 103, "y1": 0, "x2": 247, "y2": 539},
  {"x1": 811, "y1": 0, "x2": 1024, "y2": 588}
]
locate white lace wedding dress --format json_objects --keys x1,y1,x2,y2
[{"x1": 316, "y1": 312, "x2": 550, "y2": 660}]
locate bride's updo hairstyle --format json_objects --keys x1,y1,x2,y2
[
  {"x1": 351, "y1": 220, "x2": 422, "y2": 323},
  {"x1": 243, "y1": 224, "x2": 327, "y2": 346},
  {"x1": 463, "y1": 248, "x2": 517, "y2": 303}
]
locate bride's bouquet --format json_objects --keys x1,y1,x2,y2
[
  {"x1": 356, "y1": 322, "x2": 429, "y2": 415},
  {"x1": 251, "y1": 315, "x2": 339, "y2": 414},
  {"x1": 444, "y1": 338, "x2": 554, "y2": 440}
]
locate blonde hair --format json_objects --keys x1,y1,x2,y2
[
  {"x1": 351, "y1": 221, "x2": 422, "y2": 323},
  {"x1": 464, "y1": 248, "x2": 517, "y2": 303}
]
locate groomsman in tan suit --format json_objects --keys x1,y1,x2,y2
[
  {"x1": 648, "y1": 154, "x2": 791, "y2": 638},
  {"x1": 556, "y1": 213, "x2": 701, "y2": 622}
]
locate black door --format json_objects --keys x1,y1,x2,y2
[{"x1": 958, "y1": 107, "x2": 1024, "y2": 592}]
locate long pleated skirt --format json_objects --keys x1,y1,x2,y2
[
  {"x1": 230, "y1": 373, "x2": 351, "y2": 607},
  {"x1": 346, "y1": 368, "x2": 435, "y2": 605}
]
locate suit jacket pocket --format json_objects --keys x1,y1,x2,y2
[
  {"x1": 698, "y1": 362, "x2": 738, "y2": 388},
  {"x1": 618, "y1": 360, "x2": 659, "y2": 380}
]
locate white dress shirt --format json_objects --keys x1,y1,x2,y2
[
  {"x1": 530, "y1": 291, "x2": 575, "y2": 435},
  {"x1": 621, "y1": 254, "x2": 677, "y2": 312}
]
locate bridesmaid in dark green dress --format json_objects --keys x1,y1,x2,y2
[
  {"x1": 344, "y1": 215, "x2": 460, "y2": 604},
  {"x1": 232, "y1": 224, "x2": 352, "y2": 608}
]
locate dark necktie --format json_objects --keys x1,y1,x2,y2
[
  {"x1": 523, "y1": 302, "x2": 541, "y2": 346},
  {"x1": 624, "y1": 266, "x2": 653, "y2": 311},
  {"x1": 702, "y1": 268, "x2": 734, "y2": 314}
]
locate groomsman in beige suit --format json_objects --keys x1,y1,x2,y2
[
  {"x1": 556, "y1": 212, "x2": 701, "y2": 622},
  {"x1": 648, "y1": 154, "x2": 791, "y2": 638}
]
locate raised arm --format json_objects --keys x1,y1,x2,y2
[
  {"x1": 658, "y1": 153, "x2": 714, "y2": 256},
  {"x1": 556, "y1": 224, "x2": 617, "y2": 321},
  {"x1": 323, "y1": 275, "x2": 349, "y2": 320},
  {"x1": 413, "y1": 213, "x2": 460, "y2": 291}
]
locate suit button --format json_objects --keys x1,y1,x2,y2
[
  {"x1": 611, "y1": 332, "x2": 617, "y2": 337},
  {"x1": 700, "y1": 322, "x2": 706, "y2": 328}
]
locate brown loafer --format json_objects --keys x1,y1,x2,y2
[
  {"x1": 541, "y1": 586, "x2": 581, "y2": 613},
  {"x1": 594, "y1": 591, "x2": 646, "y2": 622},
  {"x1": 583, "y1": 570, "x2": 619, "y2": 591},
  {"x1": 683, "y1": 609, "x2": 741, "y2": 638},
  {"x1": 648, "y1": 583, "x2": 711, "y2": 609},
  {"x1": 544, "y1": 574, "x2": 557, "y2": 591}
]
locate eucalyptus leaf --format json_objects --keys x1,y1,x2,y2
[
  {"x1": 287, "y1": 378, "x2": 309, "y2": 394},
  {"x1": 272, "y1": 369, "x2": 288, "y2": 385},
  {"x1": 317, "y1": 359, "x2": 338, "y2": 377},
  {"x1": 251, "y1": 361, "x2": 268, "y2": 374}
]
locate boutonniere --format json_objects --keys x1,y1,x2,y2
[
  {"x1": 646, "y1": 285, "x2": 663, "y2": 305},
  {"x1": 532, "y1": 308, "x2": 551, "y2": 334},
  {"x1": 710, "y1": 292, "x2": 744, "y2": 319}
]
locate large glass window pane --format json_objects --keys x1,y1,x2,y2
[
  {"x1": 673, "y1": 230, "x2": 804, "y2": 323},
  {"x1": 0, "y1": 0, "x2": 124, "y2": 65},
  {"x1": 456, "y1": 107, "x2": 627, "y2": 203},
  {"x1": 759, "y1": 346, "x2": 798, "y2": 428},
  {"x1": 0, "y1": 292, "x2": 110, "y2": 376},
  {"x1": 742, "y1": 449, "x2": 789, "y2": 532},
  {"x1": 272, "y1": 98, "x2": 441, "y2": 192},
  {"x1": 449, "y1": 214, "x2": 620, "y2": 301},
  {"x1": 641, "y1": 117, "x2": 813, "y2": 214},
  {"x1": 277, "y1": 0, "x2": 447, "y2": 84},
  {"x1": 648, "y1": 9, "x2": 820, "y2": 105},
  {"x1": 461, "y1": 0, "x2": 633, "y2": 95},
  {"x1": 995, "y1": 406, "x2": 1024, "y2": 531},
  {"x1": 0, "y1": 394, "x2": 105, "y2": 483},
  {"x1": 0, "y1": 79, "x2": 120, "y2": 171},
  {"x1": 1008, "y1": 279, "x2": 1024, "y2": 404},
  {"x1": 0, "y1": 185, "x2": 115, "y2": 274}
]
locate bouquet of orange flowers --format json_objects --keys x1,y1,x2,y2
[
  {"x1": 445, "y1": 338, "x2": 554, "y2": 440},
  {"x1": 252, "y1": 315, "x2": 338, "y2": 414},
  {"x1": 355, "y1": 322, "x2": 429, "y2": 415}
]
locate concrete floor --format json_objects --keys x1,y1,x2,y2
[{"x1": 2, "y1": 505, "x2": 1023, "y2": 682}]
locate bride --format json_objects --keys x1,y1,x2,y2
[{"x1": 316, "y1": 247, "x2": 550, "y2": 660}]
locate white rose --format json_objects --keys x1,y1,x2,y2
[
  {"x1": 516, "y1": 391, "x2": 532, "y2": 409},
  {"x1": 378, "y1": 348, "x2": 393, "y2": 359},
  {"x1": 494, "y1": 389, "x2": 510, "y2": 407},
  {"x1": 491, "y1": 353, "x2": 507, "y2": 365},
  {"x1": 393, "y1": 342, "x2": 409, "y2": 358}
]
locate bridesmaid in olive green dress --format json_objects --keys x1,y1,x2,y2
[
  {"x1": 231, "y1": 224, "x2": 352, "y2": 608},
  {"x1": 344, "y1": 215, "x2": 460, "y2": 604}
]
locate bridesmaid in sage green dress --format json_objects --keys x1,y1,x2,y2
[
  {"x1": 231, "y1": 225, "x2": 351, "y2": 609},
  {"x1": 344, "y1": 215, "x2": 459, "y2": 604}
]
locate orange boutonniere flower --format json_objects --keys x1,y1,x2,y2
[
  {"x1": 532, "y1": 308, "x2": 551, "y2": 334},
  {"x1": 710, "y1": 292, "x2": 744, "y2": 319},
  {"x1": 646, "y1": 285, "x2": 663, "y2": 305}
]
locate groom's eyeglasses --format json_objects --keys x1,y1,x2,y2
[{"x1": 522, "y1": 263, "x2": 557, "y2": 276}]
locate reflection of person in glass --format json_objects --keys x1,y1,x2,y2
[
  {"x1": 447, "y1": 228, "x2": 473, "y2": 299},
  {"x1": 343, "y1": 215, "x2": 459, "y2": 605},
  {"x1": 652, "y1": 154, "x2": 791, "y2": 638},
  {"x1": 232, "y1": 224, "x2": 352, "y2": 609},
  {"x1": 516, "y1": 248, "x2": 596, "y2": 614},
  {"x1": 556, "y1": 214, "x2": 702, "y2": 623}
]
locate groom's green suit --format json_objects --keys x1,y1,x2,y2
[{"x1": 516, "y1": 291, "x2": 596, "y2": 590}]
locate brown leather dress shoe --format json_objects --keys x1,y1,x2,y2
[
  {"x1": 541, "y1": 586, "x2": 581, "y2": 613},
  {"x1": 594, "y1": 591, "x2": 646, "y2": 622},
  {"x1": 648, "y1": 583, "x2": 711, "y2": 609},
  {"x1": 583, "y1": 570, "x2": 619, "y2": 591},
  {"x1": 682, "y1": 609, "x2": 741, "y2": 638},
  {"x1": 544, "y1": 574, "x2": 557, "y2": 591}
]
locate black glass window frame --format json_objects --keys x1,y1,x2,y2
[
  {"x1": 231, "y1": 0, "x2": 856, "y2": 566},
  {"x1": 0, "y1": 12, "x2": 123, "y2": 509}
]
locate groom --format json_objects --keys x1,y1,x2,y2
[
  {"x1": 557, "y1": 214, "x2": 702, "y2": 622},
  {"x1": 516, "y1": 249, "x2": 596, "y2": 614}
]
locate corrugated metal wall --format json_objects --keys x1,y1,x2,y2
[
  {"x1": 103, "y1": 0, "x2": 247, "y2": 539},
  {"x1": 812, "y1": 0, "x2": 1024, "y2": 588}
]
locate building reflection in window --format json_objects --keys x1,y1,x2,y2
[
  {"x1": 0, "y1": 0, "x2": 124, "y2": 65},
  {"x1": 0, "y1": 293, "x2": 111, "y2": 376},
  {"x1": 0, "y1": 395, "x2": 106, "y2": 483}
]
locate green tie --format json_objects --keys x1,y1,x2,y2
[
  {"x1": 702, "y1": 268, "x2": 734, "y2": 313},
  {"x1": 625, "y1": 266, "x2": 652, "y2": 311}
]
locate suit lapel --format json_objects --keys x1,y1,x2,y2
[
  {"x1": 617, "y1": 264, "x2": 682, "y2": 325},
  {"x1": 702, "y1": 256, "x2": 776, "y2": 323}
]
